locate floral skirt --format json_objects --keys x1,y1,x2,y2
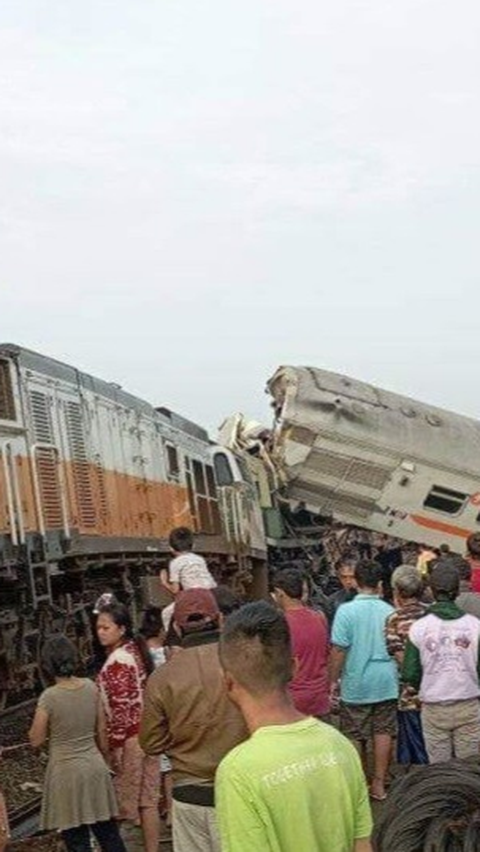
[{"x1": 114, "y1": 736, "x2": 160, "y2": 823}]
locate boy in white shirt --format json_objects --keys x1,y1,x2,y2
[{"x1": 160, "y1": 527, "x2": 216, "y2": 630}]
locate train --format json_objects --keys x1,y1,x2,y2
[
  {"x1": 265, "y1": 365, "x2": 480, "y2": 553},
  {"x1": 2, "y1": 347, "x2": 479, "y2": 709},
  {"x1": 0, "y1": 344, "x2": 269, "y2": 707}
]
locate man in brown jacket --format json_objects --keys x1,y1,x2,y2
[{"x1": 139, "y1": 588, "x2": 247, "y2": 852}]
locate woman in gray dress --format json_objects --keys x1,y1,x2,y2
[{"x1": 29, "y1": 635, "x2": 126, "y2": 852}]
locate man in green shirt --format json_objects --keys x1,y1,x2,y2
[{"x1": 215, "y1": 602, "x2": 373, "y2": 852}]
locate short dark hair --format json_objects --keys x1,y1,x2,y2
[
  {"x1": 335, "y1": 556, "x2": 357, "y2": 573},
  {"x1": 429, "y1": 562, "x2": 460, "y2": 600},
  {"x1": 335, "y1": 550, "x2": 358, "y2": 571},
  {"x1": 467, "y1": 533, "x2": 480, "y2": 560},
  {"x1": 140, "y1": 606, "x2": 164, "y2": 640},
  {"x1": 219, "y1": 601, "x2": 293, "y2": 697},
  {"x1": 212, "y1": 585, "x2": 242, "y2": 616},
  {"x1": 430, "y1": 554, "x2": 471, "y2": 583},
  {"x1": 354, "y1": 560, "x2": 383, "y2": 589},
  {"x1": 41, "y1": 634, "x2": 79, "y2": 682},
  {"x1": 273, "y1": 568, "x2": 304, "y2": 600},
  {"x1": 169, "y1": 526, "x2": 194, "y2": 553}
]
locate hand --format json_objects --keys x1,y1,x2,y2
[
  {"x1": 109, "y1": 748, "x2": 124, "y2": 775},
  {"x1": 329, "y1": 682, "x2": 340, "y2": 712}
]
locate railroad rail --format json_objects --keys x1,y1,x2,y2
[{"x1": 0, "y1": 699, "x2": 45, "y2": 841}]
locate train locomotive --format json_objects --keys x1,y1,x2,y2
[
  {"x1": 0, "y1": 344, "x2": 268, "y2": 707},
  {"x1": 4, "y1": 348, "x2": 480, "y2": 710}
]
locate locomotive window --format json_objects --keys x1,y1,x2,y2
[
  {"x1": 0, "y1": 361, "x2": 15, "y2": 421},
  {"x1": 424, "y1": 485, "x2": 468, "y2": 516},
  {"x1": 206, "y1": 465, "x2": 217, "y2": 498},
  {"x1": 187, "y1": 458, "x2": 221, "y2": 534},
  {"x1": 193, "y1": 460, "x2": 206, "y2": 495},
  {"x1": 165, "y1": 444, "x2": 180, "y2": 481},
  {"x1": 213, "y1": 453, "x2": 234, "y2": 487},
  {"x1": 185, "y1": 468, "x2": 198, "y2": 530}
]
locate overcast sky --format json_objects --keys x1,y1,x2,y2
[{"x1": 2, "y1": 0, "x2": 479, "y2": 433}]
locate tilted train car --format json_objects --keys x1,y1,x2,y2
[
  {"x1": 0, "y1": 344, "x2": 267, "y2": 707},
  {"x1": 267, "y1": 366, "x2": 480, "y2": 554}
]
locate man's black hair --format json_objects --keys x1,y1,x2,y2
[
  {"x1": 220, "y1": 601, "x2": 293, "y2": 696},
  {"x1": 212, "y1": 585, "x2": 243, "y2": 616},
  {"x1": 354, "y1": 560, "x2": 383, "y2": 589},
  {"x1": 429, "y1": 562, "x2": 460, "y2": 601},
  {"x1": 335, "y1": 555, "x2": 358, "y2": 572},
  {"x1": 273, "y1": 568, "x2": 304, "y2": 600},
  {"x1": 140, "y1": 606, "x2": 164, "y2": 640},
  {"x1": 429, "y1": 554, "x2": 471, "y2": 583},
  {"x1": 169, "y1": 526, "x2": 194, "y2": 553},
  {"x1": 467, "y1": 533, "x2": 480, "y2": 560}
]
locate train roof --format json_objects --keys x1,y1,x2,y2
[
  {"x1": 268, "y1": 365, "x2": 480, "y2": 477},
  {"x1": 0, "y1": 343, "x2": 209, "y2": 443}
]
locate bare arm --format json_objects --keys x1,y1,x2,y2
[
  {"x1": 95, "y1": 695, "x2": 110, "y2": 760},
  {"x1": 354, "y1": 839, "x2": 372, "y2": 852},
  {"x1": 160, "y1": 569, "x2": 179, "y2": 596},
  {"x1": 29, "y1": 707, "x2": 49, "y2": 749},
  {"x1": 329, "y1": 646, "x2": 347, "y2": 685}
]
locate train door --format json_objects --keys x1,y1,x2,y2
[
  {"x1": 183, "y1": 454, "x2": 221, "y2": 536},
  {"x1": 212, "y1": 448, "x2": 266, "y2": 553}
]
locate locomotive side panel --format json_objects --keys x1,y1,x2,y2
[{"x1": 0, "y1": 345, "x2": 268, "y2": 709}]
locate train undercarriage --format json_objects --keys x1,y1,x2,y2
[{"x1": 0, "y1": 531, "x2": 267, "y2": 710}]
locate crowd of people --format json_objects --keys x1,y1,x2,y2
[{"x1": 2, "y1": 526, "x2": 480, "y2": 851}]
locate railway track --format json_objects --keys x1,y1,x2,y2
[
  {"x1": 0, "y1": 699, "x2": 46, "y2": 841},
  {"x1": 9, "y1": 796, "x2": 42, "y2": 839}
]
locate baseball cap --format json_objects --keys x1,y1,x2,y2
[{"x1": 174, "y1": 589, "x2": 220, "y2": 631}]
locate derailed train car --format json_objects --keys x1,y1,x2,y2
[
  {"x1": 0, "y1": 344, "x2": 267, "y2": 707},
  {"x1": 266, "y1": 365, "x2": 480, "y2": 554}
]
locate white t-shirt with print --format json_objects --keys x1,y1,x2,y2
[{"x1": 169, "y1": 552, "x2": 216, "y2": 590}]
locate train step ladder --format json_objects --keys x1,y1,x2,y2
[{"x1": 28, "y1": 560, "x2": 53, "y2": 608}]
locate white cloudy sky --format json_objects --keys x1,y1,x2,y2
[{"x1": 2, "y1": 0, "x2": 479, "y2": 432}]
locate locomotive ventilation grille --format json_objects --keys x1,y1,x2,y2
[
  {"x1": 65, "y1": 401, "x2": 97, "y2": 528},
  {"x1": 0, "y1": 361, "x2": 16, "y2": 421},
  {"x1": 308, "y1": 447, "x2": 392, "y2": 491},
  {"x1": 29, "y1": 390, "x2": 64, "y2": 528}
]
